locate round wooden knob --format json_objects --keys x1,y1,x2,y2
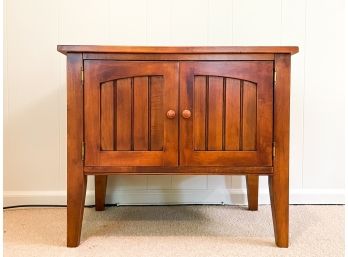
[
  {"x1": 182, "y1": 110, "x2": 191, "y2": 119},
  {"x1": 166, "y1": 110, "x2": 176, "y2": 119}
]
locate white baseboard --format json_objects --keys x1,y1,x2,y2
[{"x1": 3, "y1": 189, "x2": 345, "y2": 207}]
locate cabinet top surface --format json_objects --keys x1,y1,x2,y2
[{"x1": 57, "y1": 45, "x2": 299, "y2": 55}]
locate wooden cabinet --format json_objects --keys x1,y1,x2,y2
[{"x1": 58, "y1": 45, "x2": 298, "y2": 248}]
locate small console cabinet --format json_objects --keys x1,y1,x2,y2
[{"x1": 58, "y1": 45, "x2": 298, "y2": 247}]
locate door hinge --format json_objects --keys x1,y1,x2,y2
[
  {"x1": 272, "y1": 142, "x2": 276, "y2": 158},
  {"x1": 274, "y1": 70, "x2": 277, "y2": 86},
  {"x1": 81, "y1": 141, "x2": 85, "y2": 161},
  {"x1": 81, "y1": 66, "x2": 84, "y2": 85}
]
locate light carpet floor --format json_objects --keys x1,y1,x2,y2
[{"x1": 4, "y1": 205, "x2": 344, "y2": 257}]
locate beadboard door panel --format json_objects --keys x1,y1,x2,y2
[
  {"x1": 84, "y1": 61, "x2": 179, "y2": 166},
  {"x1": 180, "y1": 61, "x2": 273, "y2": 166}
]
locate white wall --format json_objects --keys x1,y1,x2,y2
[{"x1": 4, "y1": 0, "x2": 345, "y2": 206}]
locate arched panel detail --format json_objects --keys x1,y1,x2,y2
[
  {"x1": 193, "y1": 75, "x2": 258, "y2": 85},
  {"x1": 100, "y1": 75, "x2": 163, "y2": 85},
  {"x1": 193, "y1": 75, "x2": 257, "y2": 151}
]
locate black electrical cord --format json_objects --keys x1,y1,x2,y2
[
  {"x1": 4, "y1": 204, "x2": 68, "y2": 209},
  {"x1": 3, "y1": 203, "x2": 227, "y2": 210}
]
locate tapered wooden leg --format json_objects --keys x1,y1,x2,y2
[
  {"x1": 67, "y1": 172, "x2": 87, "y2": 247},
  {"x1": 95, "y1": 175, "x2": 108, "y2": 211},
  {"x1": 67, "y1": 53, "x2": 86, "y2": 247},
  {"x1": 270, "y1": 54, "x2": 291, "y2": 248},
  {"x1": 268, "y1": 175, "x2": 289, "y2": 247},
  {"x1": 246, "y1": 175, "x2": 259, "y2": 211}
]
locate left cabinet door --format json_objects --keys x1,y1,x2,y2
[{"x1": 84, "y1": 61, "x2": 179, "y2": 166}]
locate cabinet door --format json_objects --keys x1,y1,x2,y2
[
  {"x1": 180, "y1": 61, "x2": 273, "y2": 166},
  {"x1": 84, "y1": 61, "x2": 179, "y2": 166}
]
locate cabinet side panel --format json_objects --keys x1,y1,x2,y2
[
  {"x1": 133, "y1": 77, "x2": 149, "y2": 150},
  {"x1": 116, "y1": 78, "x2": 132, "y2": 150},
  {"x1": 193, "y1": 76, "x2": 207, "y2": 150},
  {"x1": 100, "y1": 81, "x2": 114, "y2": 150},
  {"x1": 225, "y1": 78, "x2": 241, "y2": 150},
  {"x1": 150, "y1": 76, "x2": 164, "y2": 151},
  {"x1": 242, "y1": 81, "x2": 257, "y2": 150},
  {"x1": 207, "y1": 76, "x2": 223, "y2": 150}
]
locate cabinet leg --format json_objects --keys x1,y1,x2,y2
[
  {"x1": 67, "y1": 172, "x2": 87, "y2": 247},
  {"x1": 246, "y1": 175, "x2": 259, "y2": 211},
  {"x1": 268, "y1": 175, "x2": 289, "y2": 247},
  {"x1": 66, "y1": 53, "x2": 86, "y2": 247},
  {"x1": 95, "y1": 175, "x2": 108, "y2": 211}
]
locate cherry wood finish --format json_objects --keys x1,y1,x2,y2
[
  {"x1": 82, "y1": 53, "x2": 276, "y2": 61},
  {"x1": 95, "y1": 175, "x2": 108, "y2": 211},
  {"x1": 59, "y1": 45, "x2": 298, "y2": 248},
  {"x1": 84, "y1": 166, "x2": 273, "y2": 175},
  {"x1": 84, "y1": 61, "x2": 179, "y2": 167},
  {"x1": 270, "y1": 54, "x2": 291, "y2": 247},
  {"x1": 246, "y1": 175, "x2": 259, "y2": 211},
  {"x1": 57, "y1": 45, "x2": 299, "y2": 55},
  {"x1": 66, "y1": 53, "x2": 87, "y2": 247},
  {"x1": 180, "y1": 61, "x2": 273, "y2": 166}
]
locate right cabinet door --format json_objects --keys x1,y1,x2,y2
[{"x1": 180, "y1": 61, "x2": 273, "y2": 166}]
